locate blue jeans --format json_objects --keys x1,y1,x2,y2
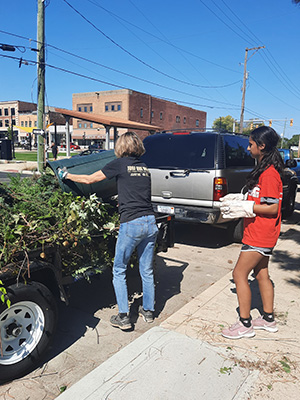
[{"x1": 112, "y1": 215, "x2": 158, "y2": 314}]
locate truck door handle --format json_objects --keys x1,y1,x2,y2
[{"x1": 170, "y1": 170, "x2": 189, "y2": 177}]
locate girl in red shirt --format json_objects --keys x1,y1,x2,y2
[{"x1": 220, "y1": 126, "x2": 284, "y2": 339}]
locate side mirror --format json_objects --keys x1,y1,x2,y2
[{"x1": 285, "y1": 159, "x2": 297, "y2": 168}]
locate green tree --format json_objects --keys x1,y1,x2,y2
[
  {"x1": 242, "y1": 121, "x2": 265, "y2": 136},
  {"x1": 212, "y1": 115, "x2": 235, "y2": 132}
]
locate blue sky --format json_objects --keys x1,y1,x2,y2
[{"x1": 0, "y1": 0, "x2": 299, "y2": 139}]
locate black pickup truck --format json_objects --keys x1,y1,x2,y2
[{"x1": 0, "y1": 153, "x2": 174, "y2": 383}]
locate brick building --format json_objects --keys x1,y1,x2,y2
[{"x1": 72, "y1": 89, "x2": 207, "y2": 144}]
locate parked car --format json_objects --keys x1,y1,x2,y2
[
  {"x1": 60, "y1": 143, "x2": 81, "y2": 150},
  {"x1": 72, "y1": 149, "x2": 106, "y2": 157},
  {"x1": 141, "y1": 131, "x2": 298, "y2": 241},
  {"x1": 278, "y1": 148, "x2": 300, "y2": 183}
]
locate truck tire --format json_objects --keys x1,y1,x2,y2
[
  {"x1": 282, "y1": 186, "x2": 296, "y2": 218},
  {"x1": 228, "y1": 219, "x2": 244, "y2": 243},
  {"x1": 0, "y1": 282, "x2": 58, "y2": 383}
]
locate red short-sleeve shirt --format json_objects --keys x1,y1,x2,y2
[{"x1": 243, "y1": 165, "x2": 282, "y2": 248}]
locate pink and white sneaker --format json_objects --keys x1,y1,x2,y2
[
  {"x1": 222, "y1": 321, "x2": 255, "y2": 339},
  {"x1": 252, "y1": 316, "x2": 278, "y2": 333}
]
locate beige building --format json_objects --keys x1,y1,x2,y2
[
  {"x1": 0, "y1": 100, "x2": 67, "y2": 144},
  {"x1": 72, "y1": 89, "x2": 207, "y2": 144},
  {"x1": 0, "y1": 100, "x2": 36, "y2": 141}
]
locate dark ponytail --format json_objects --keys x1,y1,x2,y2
[{"x1": 246, "y1": 126, "x2": 284, "y2": 190}]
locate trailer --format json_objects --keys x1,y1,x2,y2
[{"x1": 0, "y1": 152, "x2": 174, "y2": 382}]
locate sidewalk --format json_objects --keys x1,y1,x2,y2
[
  {"x1": 0, "y1": 159, "x2": 38, "y2": 174},
  {"x1": 56, "y1": 214, "x2": 300, "y2": 399}
]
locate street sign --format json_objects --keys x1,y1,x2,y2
[{"x1": 32, "y1": 129, "x2": 44, "y2": 135}]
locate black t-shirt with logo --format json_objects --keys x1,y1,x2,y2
[{"x1": 102, "y1": 157, "x2": 154, "y2": 223}]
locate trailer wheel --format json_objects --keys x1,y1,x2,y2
[{"x1": 0, "y1": 282, "x2": 58, "y2": 383}]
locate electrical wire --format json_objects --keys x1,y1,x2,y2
[
  {"x1": 0, "y1": 53, "x2": 243, "y2": 111},
  {"x1": 205, "y1": 0, "x2": 300, "y2": 102},
  {"x1": 0, "y1": 29, "x2": 242, "y2": 90},
  {"x1": 86, "y1": 0, "x2": 240, "y2": 75},
  {"x1": 62, "y1": 0, "x2": 237, "y2": 90}
]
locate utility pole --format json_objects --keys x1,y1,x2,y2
[
  {"x1": 37, "y1": 0, "x2": 45, "y2": 173},
  {"x1": 281, "y1": 118, "x2": 287, "y2": 148},
  {"x1": 239, "y1": 46, "x2": 265, "y2": 133}
]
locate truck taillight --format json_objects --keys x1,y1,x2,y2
[{"x1": 213, "y1": 177, "x2": 228, "y2": 201}]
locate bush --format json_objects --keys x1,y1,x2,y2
[{"x1": 0, "y1": 174, "x2": 119, "y2": 281}]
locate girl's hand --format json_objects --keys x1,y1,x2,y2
[{"x1": 220, "y1": 200, "x2": 256, "y2": 219}]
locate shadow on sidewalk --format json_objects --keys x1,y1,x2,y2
[
  {"x1": 41, "y1": 254, "x2": 188, "y2": 365},
  {"x1": 174, "y1": 222, "x2": 234, "y2": 249},
  {"x1": 230, "y1": 276, "x2": 266, "y2": 316}
]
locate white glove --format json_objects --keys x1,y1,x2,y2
[
  {"x1": 220, "y1": 200, "x2": 256, "y2": 219},
  {"x1": 219, "y1": 193, "x2": 246, "y2": 202},
  {"x1": 58, "y1": 167, "x2": 68, "y2": 180}
]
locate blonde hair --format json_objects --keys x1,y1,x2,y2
[{"x1": 114, "y1": 131, "x2": 145, "y2": 158}]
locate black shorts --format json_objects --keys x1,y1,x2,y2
[{"x1": 241, "y1": 244, "x2": 273, "y2": 257}]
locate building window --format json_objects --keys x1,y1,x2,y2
[
  {"x1": 84, "y1": 106, "x2": 87, "y2": 112},
  {"x1": 84, "y1": 123, "x2": 87, "y2": 128},
  {"x1": 21, "y1": 121, "x2": 24, "y2": 127},
  {"x1": 0, "y1": 109, "x2": 2, "y2": 116},
  {"x1": 4, "y1": 108, "x2": 8, "y2": 116},
  {"x1": 11, "y1": 108, "x2": 15, "y2": 116},
  {"x1": 160, "y1": 112, "x2": 163, "y2": 120},
  {"x1": 78, "y1": 106, "x2": 82, "y2": 112},
  {"x1": 140, "y1": 108, "x2": 143, "y2": 118},
  {"x1": 78, "y1": 122, "x2": 82, "y2": 128},
  {"x1": 196, "y1": 119, "x2": 199, "y2": 127},
  {"x1": 0, "y1": 121, "x2": 2, "y2": 127},
  {"x1": 25, "y1": 121, "x2": 28, "y2": 127},
  {"x1": 90, "y1": 123, "x2": 93, "y2": 128},
  {"x1": 34, "y1": 121, "x2": 37, "y2": 127},
  {"x1": 151, "y1": 111, "x2": 154, "y2": 118},
  {"x1": 90, "y1": 106, "x2": 93, "y2": 112},
  {"x1": 12, "y1": 119, "x2": 16, "y2": 125},
  {"x1": 176, "y1": 116, "x2": 180, "y2": 123},
  {"x1": 105, "y1": 102, "x2": 122, "y2": 112},
  {"x1": 5, "y1": 119, "x2": 9, "y2": 127},
  {"x1": 29, "y1": 121, "x2": 32, "y2": 127},
  {"x1": 183, "y1": 117, "x2": 186, "y2": 124}
]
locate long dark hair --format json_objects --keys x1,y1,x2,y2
[{"x1": 246, "y1": 126, "x2": 284, "y2": 190}]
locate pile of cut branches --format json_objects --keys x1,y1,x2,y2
[{"x1": 0, "y1": 174, "x2": 119, "y2": 282}]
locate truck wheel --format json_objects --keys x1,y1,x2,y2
[
  {"x1": 228, "y1": 219, "x2": 244, "y2": 243},
  {"x1": 282, "y1": 187, "x2": 296, "y2": 218},
  {"x1": 0, "y1": 282, "x2": 58, "y2": 383}
]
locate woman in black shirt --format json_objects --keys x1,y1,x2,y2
[{"x1": 59, "y1": 132, "x2": 158, "y2": 330}]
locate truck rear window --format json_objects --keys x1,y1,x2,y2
[
  {"x1": 224, "y1": 136, "x2": 254, "y2": 167},
  {"x1": 142, "y1": 134, "x2": 215, "y2": 169}
]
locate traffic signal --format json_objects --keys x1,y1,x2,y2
[
  {"x1": 269, "y1": 120, "x2": 272, "y2": 127},
  {"x1": 250, "y1": 122, "x2": 253, "y2": 129},
  {"x1": 290, "y1": 119, "x2": 293, "y2": 126}
]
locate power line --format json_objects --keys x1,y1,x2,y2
[
  {"x1": 207, "y1": 0, "x2": 300, "y2": 101},
  {"x1": 0, "y1": 30, "x2": 242, "y2": 91},
  {"x1": 0, "y1": 53, "x2": 243, "y2": 111},
  {"x1": 63, "y1": 0, "x2": 237, "y2": 90},
  {"x1": 85, "y1": 0, "x2": 240, "y2": 74}
]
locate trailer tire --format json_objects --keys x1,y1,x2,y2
[{"x1": 0, "y1": 282, "x2": 58, "y2": 383}]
